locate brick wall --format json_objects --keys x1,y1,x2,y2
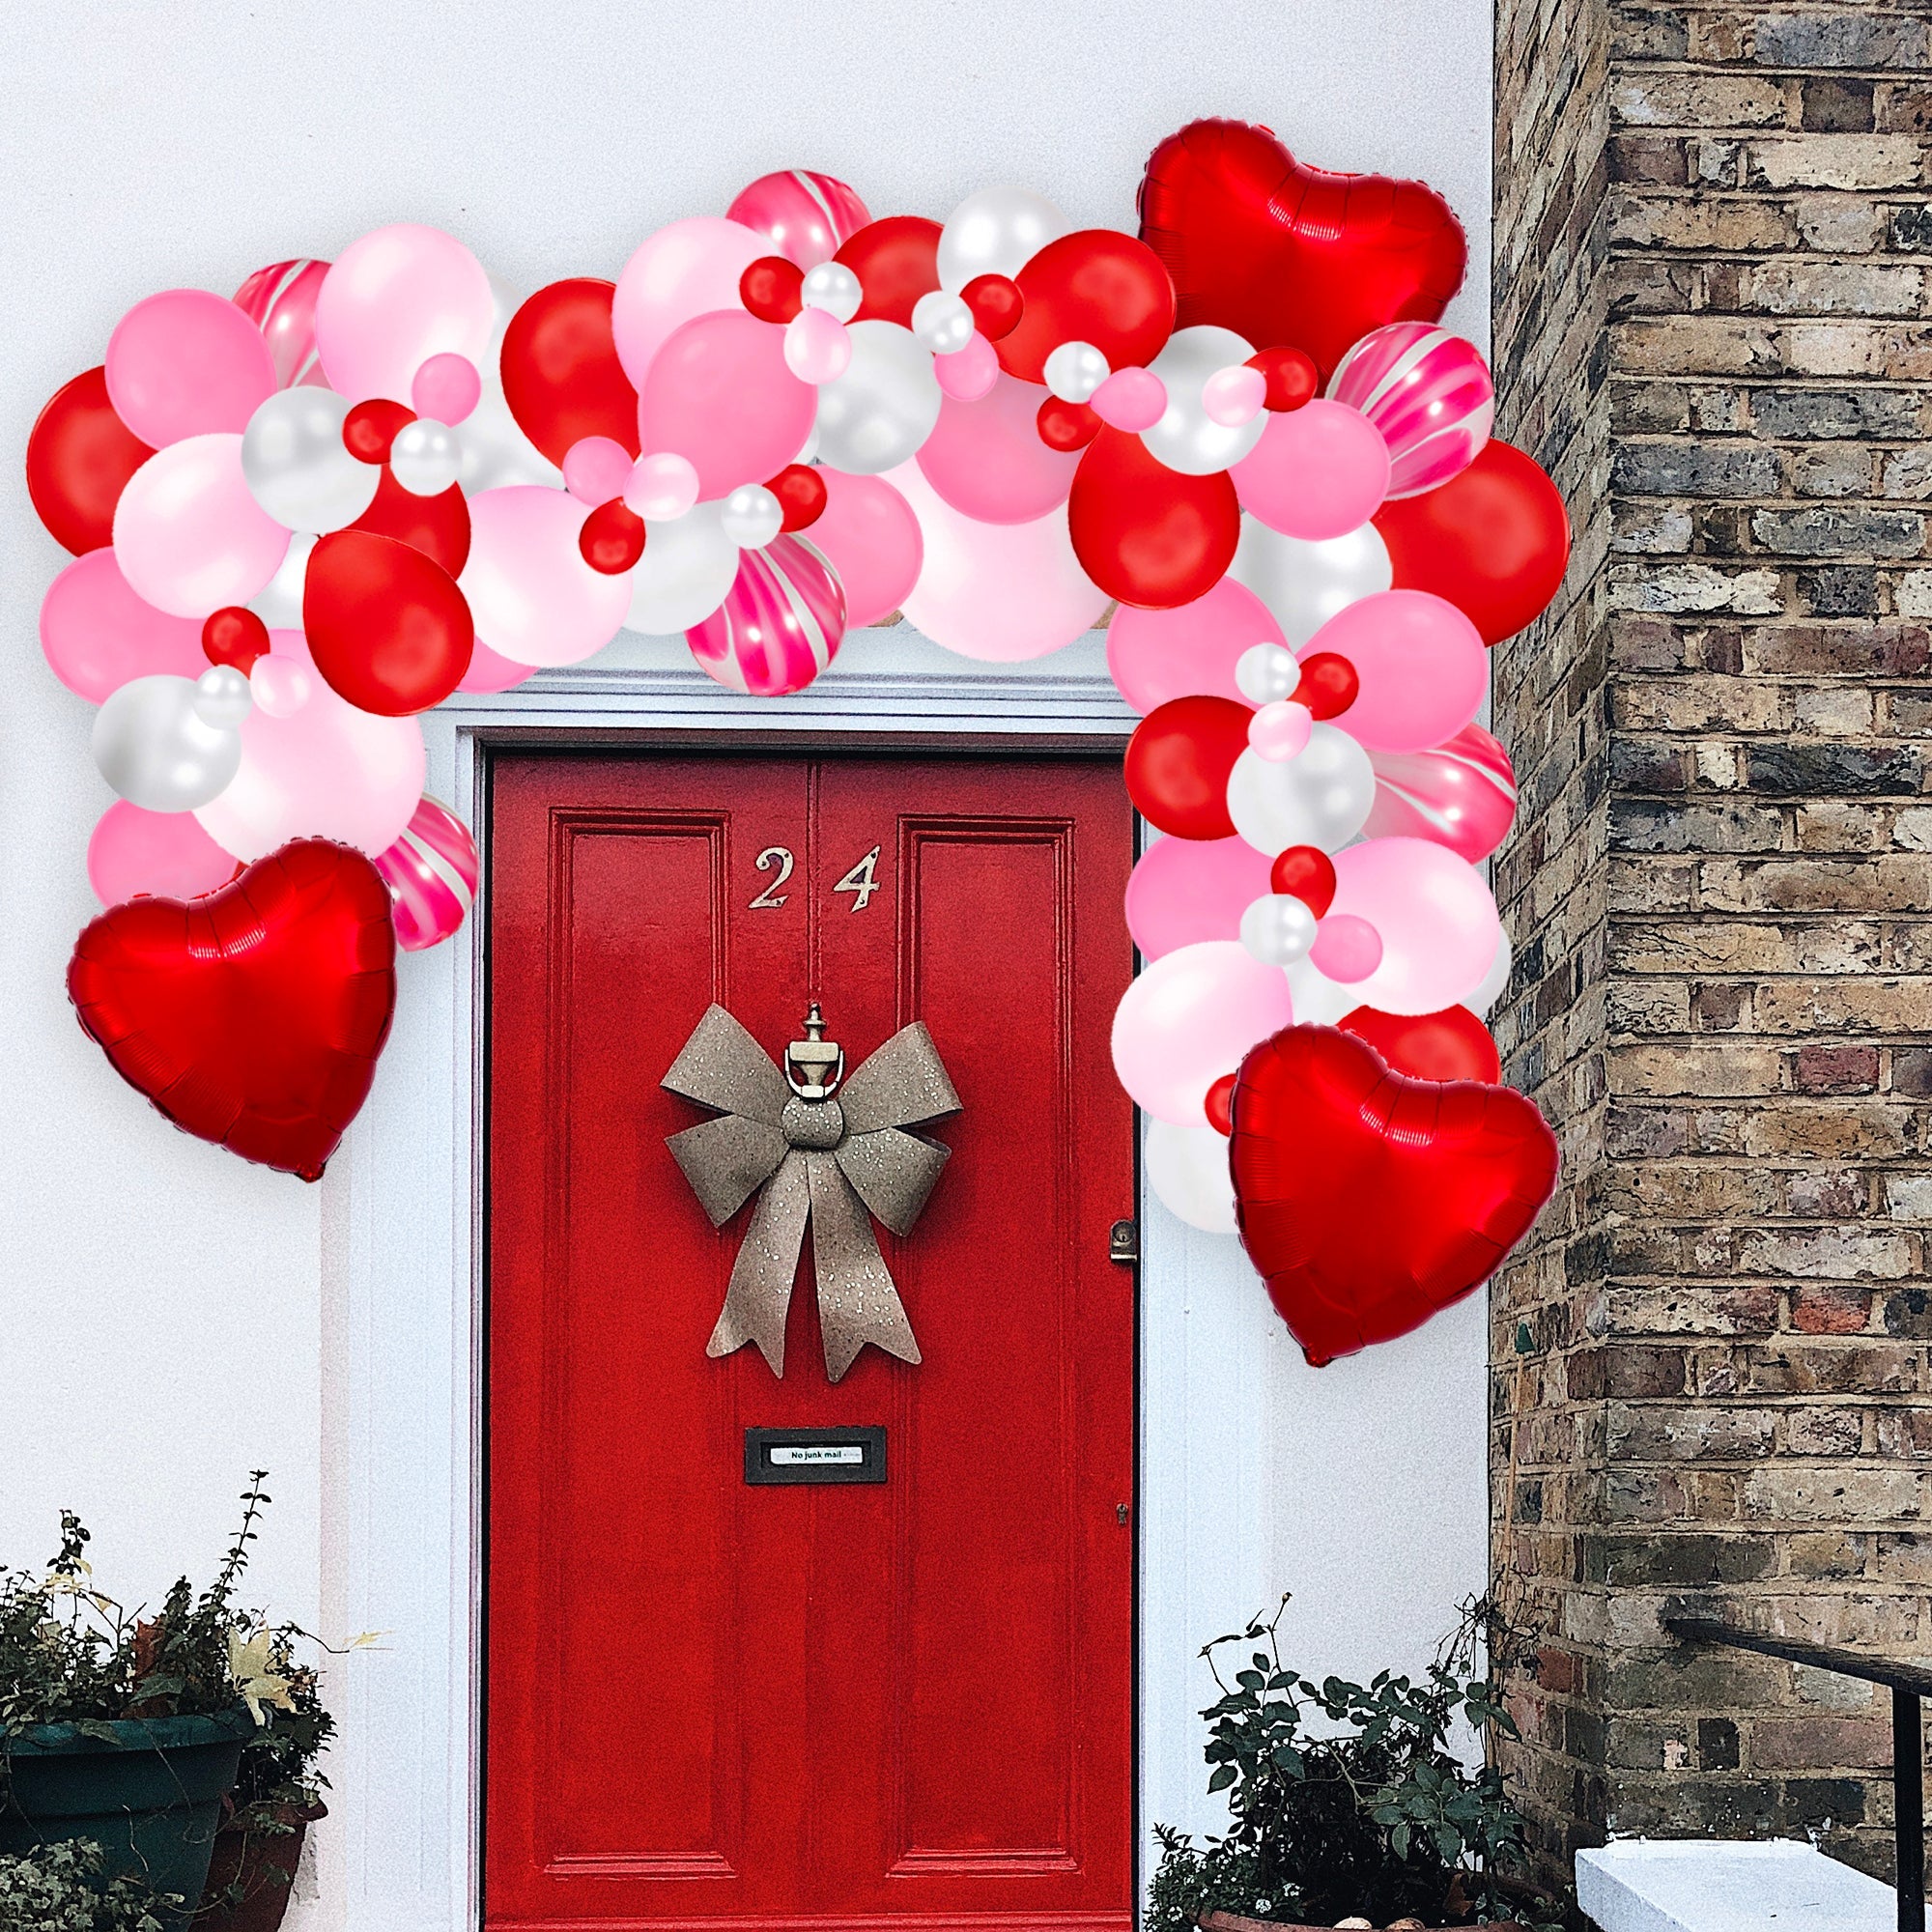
[{"x1": 1490, "y1": 0, "x2": 1932, "y2": 1882}]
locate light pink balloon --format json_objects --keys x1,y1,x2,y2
[
  {"x1": 890, "y1": 460, "x2": 1108, "y2": 661},
  {"x1": 624, "y1": 452, "x2": 701, "y2": 522},
  {"x1": 105, "y1": 290, "x2": 276, "y2": 447},
  {"x1": 726, "y1": 170, "x2": 870, "y2": 270},
  {"x1": 1248, "y1": 699, "x2": 1313, "y2": 761},
  {"x1": 1125, "y1": 836, "x2": 1274, "y2": 960},
  {"x1": 1111, "y1": 939, "x2": 1294, "y2": 1127},
  {"x1": 639, "y1": 310, "x2": 817, "y2": 501},
  {"x1": 934, "y1": 332, "x2": 999, "y2": 401},
  {"x1": 783, "y1": 305, "x2": 853, "y2": 384},
  {"x1": 1325, "y1": 837, "x2": 1501, "y2": 1015},
  {"x1": 457, "y1": 637, "x2": 540, "y2": 694},
  {"x1": 1233, "y1": 401, "x2": 1391, "y2": 541},
  {"x1": 916, "y1": 375, "x2": 1079, "y2": 526},
  {"x1": 1090, "y1": 367, "x2": 1167, "y2": 433},
  {"x1": 112, "y1": 435, "x2": 292, "y2": 618},
  {"x1": 1205, "y1": 365, "x2": 1266, "y2": 428},
  {"x1": 562, "y1": 435, "x2": 635, "y2": 506},
  {"x1": 194, "y1": 633, "x2": 425, "y2": 860},
  {"x1": 315, "y1": 224, "x2": 495, "y2": 405},
  {"x1": 1309, "y1": 913, "x2": 1383, "y2": 982},
  {"x1": 807, "y1": 470, "x2": 923, "y2": 626},
  {"x1": 459, "y1": 486, "x2": 631, "y2": 668},
  {"x1": 42, "y1": 549, "x2": 206, "y2": 701},
  {"x1": 1366, "y1": 723, "x2": 1519, "y2": 863},
  {"x1": 1106, "y1": 576, "x2": 1287, "y2": 713},
  {"x1": 1304, "y1": 589, "x2": 1487, "y2": 753},
  {"x1": 411, "y1": 352, "x2": 482, "y2": 426},
  {"x1": 88, "y1": 800, "x2": 239, "y2": 907},
  {"x1": 249, "y1": 653, "x2": 313, "y2": 716},
  {"x1": 611, "y1": 217, "x2": 766, "y2": 390}
]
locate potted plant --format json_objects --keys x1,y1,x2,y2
[{"x1": 0, "y1": 1838, "x2": 179, "y2": 1931}]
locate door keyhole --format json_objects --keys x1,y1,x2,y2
[{"x1": 1117, "y1": 1503, "x2": 1129, "y2": 1526}]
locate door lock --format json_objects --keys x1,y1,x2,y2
[{"x1": 1109, "y1": 1219, "x2": 1138, "y2": 1264}]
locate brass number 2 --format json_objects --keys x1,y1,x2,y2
[
  {"x1": 749, "y1": 846, "x2": 794, "y2": 909},
  {"x1": 834, "y1": 846, "x2": 883, "y2": 912}
]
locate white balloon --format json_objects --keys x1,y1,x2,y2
[
  {"x1": 938, "y1": 186, "x2": 1067, "y2": 289},
  {"x1": 1465, "y1": 929, "x2": 1513, "y2": 1017},
  {"x1": 1236, "y1": 642, "x2": 1301, "y2": 705},
  {"x1": 1142, "y1": 326, "x2": 1265, "y2": 476},
  {"x1": 1284, "y1": 954, "x2": 1359, "y2": 1027},
  {"x1": 92, "y1": 675, "x2": 241, "y2": 811},
  {"x1": 241, "y1": 389, "x2": 381, "y2": 533},
  {"x1": 1229, "y1": 519, "x2": 1393, "y2": 649},
  {"x1": 247, "y1": 530, "x2": 315, "y2": 629},
  {"x1": 1044, "y1": 340, "x2": 1108, "y2": 404},
  {"x1": 192, "y1": 665, "x2": 253, "y2": 730},
  {"x1": 390, "y1": 418, "x2": 463, "y2": 497},
  {"x1": 458, "y1": 380, "x2": 562, "y2": 493},
  {"x1": 1146, "y1": 1119, "x2": 1238, "y2": 1235},
  {"x1": 720, "y1": 484, "x2": 782, "y2": 549},
  {"x1": 911, "y1": 289, "x2": 975, "y2": 356},
  {"x1": 814, "y1": 322, "x2": 943, "y2": 475},
  {"x1": 1239, "y1": 893, "x2": 1317, "y2": 966},
  {"x1": 623, "y1": 503, "x2": 741, "y2": 636},
  {"x1": 1227, "y1": 728, "x2": 1376, "y2": 856},
  {"x1": 800, "y1": 261, "x2": 863, "y2": 323}
]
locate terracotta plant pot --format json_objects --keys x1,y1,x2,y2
[{"x1": 193, "y1": 1801, "x2": 326, "y2": 1932}]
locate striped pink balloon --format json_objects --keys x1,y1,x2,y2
[
  {"x1": 1327, "y1": 323, "x2": 1493, "y2": 499},
  {"x1": 233, "y1": 259, "x2": 330, "y2": 389},
  {"x1": 1364, "y1": 723, "x2": 1517, "y2": 864},
  {"x1": 725, "y1": 171, "x2": 871, "y2": 270},
  {"x1": 685, "y1": 537, "x2": 846, "y2": 696},
  {"x1": 374, "y1": 795, "x2": 479, "y2": 951}
]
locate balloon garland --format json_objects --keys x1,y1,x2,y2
[{"x1": 30, "y1": 119, "x2": 1570, "y2": 1359}]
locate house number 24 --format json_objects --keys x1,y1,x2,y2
[{"x1": 749, "y1": 845, "x2": 883, "y2": 912}]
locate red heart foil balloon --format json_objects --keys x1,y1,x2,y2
[
  {"x1": 68, "y1": 839, "x2": 397, "y2": 1181},
  {"x1": 1138, "y1": 119, "x2": 1467, "y2": 381},
  {"x1": 1230, "y1": 1026, "x2": 1556, "y2": 1366}
]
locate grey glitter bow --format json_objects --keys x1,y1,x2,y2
[{"x1": 663, "y1": 1003, "x2": 962, "y2": 1382}]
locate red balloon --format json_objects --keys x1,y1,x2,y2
[
  {"x1": 1269, "y1": 844, "x2": 1336, "y2": 916},
  {"x1": 342, "y1": 399, "x2": 414, "y2": 465},
  {"x1": 767, "y1": 462, "x2": 828, "y2": 532},
  {"x1": 578, "y1": 497, "x2": 647, "y2": 574},
  {"x1": 1231, "y1": 1026, "x2": 1557, "y2": 1366},
  {"x1": 1205, "y1": 1073, "x2": 1236, "y2": 1137},
  {"x1": 26, "y1": 367, "x2": 154, "y2": 555},
  {"x1": 1068, "y1": 427, "x2": 1239, "y2": 611},
  {"x1": 303, "y1": 530, "x2": 474, "y2": 716},
  {"x1": 1037, "y1": 397, "x2": 1100, "y2": 452},
  {"x1": 961, "y1": 272, "x2": 1024, "y2": 341},
  {"x1": 500, "y1": 279, "x2": 641, "y2": 466},
  {"x1": 1124, "y1": 696, "x2": 1251, "y2": 839},
  {"x1": 1374, "y1": 440, "x2": 1571, "y2": 645},
  {"x1": 741, "y1": 256, "x2": 804, "y2": 324},
  {"x1": 1248, "y1": 345, "x2": 1318, "y2": 412},
  {"x1": 1337, "y1": 1005, "x2": 1502, "y2": 1085},
  {"x1": 1297, "y1": 652, "x2": 1359, "y2": 720},
  {"x1": 350, "y1": 467, "x2": 471, "y2": 576},
  {"x1": 202, "y1": 607, "x2": 270, "y2": 674},
  {"x1": 67, "y1": 838, "x2": 397, "y2": 1182},
  {"x1": 1138, "y1": 118, "x2": 1467, "y2": 380},
  {"x1": 998, "y1": 231, "x2": 1176, "y2": 384},
  {"x1": 837, "y1": 216, "x2": 942, "y2": 326}
]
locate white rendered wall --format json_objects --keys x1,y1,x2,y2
[{"x1": 0, "y1": 2, "x2": 1492, "y2": 1920}]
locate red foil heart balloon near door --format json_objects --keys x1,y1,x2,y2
[{"x1": 1230, "y1": 1026, "x2": 1558, "y2": 1367}]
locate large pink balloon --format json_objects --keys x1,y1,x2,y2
[
  {"x1": 112, "y1": 435, "x2": 291, "y2": 618},
  {"x1": 105, "y1": 290, "x2": 276, "y2": 447},
  {"x1": 638, "y1": 311, "x2": 816, "y2": 501},
  {"x1": 611, "y1": 217, "x2": 766, "y2": 390},
  {"x1": 1325, "y1": 837, "x2": 1501, "y2": 1015},
  {"x1": 315, "y1": 224, "x2": 496, "y2": 404},
  {"x1": 1111, "y1": 940, "x2": 1295, "y2": 1127},
  {"x1": 1233, "y1": 400, "x2": 1391, "y2": 541},
  {"x1": 889, "y1": 460, "x2": 1108, "y2": 662},
  {"x1": 1125, "y1": 835, "x2": 1274, "y2": 959},
  {"x1": 42, "y1": 549, "x2": 206, "y2": 701},
  {"x1": 915, "y1": 375, "x2": 1079, "y2": 525},
  {"x1": 1366, "y1": 723, "x2": 1518, "y2": 863},
  {"x1": 1306, "y1": 589, "x2": 1487, "y2": 753},
  {"x1": 807, "y1": 470, "x2": 923, "y2": 626},
  {"x1": 194, "y1": 632, "x2": 425, "y2": 860},
  {"x1": 458, "y1": 486, "x2": 633, "y2": 668},
  {"x1": 457, "y1": 636, "x2": 540, "y2": 694},
  {"x1": 1107, "y1": 576, "x2": 1286, "y2": 714},
  {"x1": 88, "y1": 800, "x2": 239, "y2": 907}
]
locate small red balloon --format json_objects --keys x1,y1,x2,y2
[
  {"x1": 1068, "y1": 427, "x2": 1240, "y2": 611},
  {"x1": 350, "y1": 467, "x2": 471, "y2": 577},
  {"x1": 741, "y1": 257, "x2": 805, "y2": 325},
  {"x1": 499, "y1": 279, "x2": 640, "y2": 468},
  {"x1": 579, "y1": 498, "x2": 647, "y2": 574},
  {"x1": 767, "y1": 463, "x2": 829, "y2": 533},
  {"x1": 1124, "y1": 696, "x2": 1251, "y2": 839},
  {"x1": 1248, "y1": 346, "x2": 1319, "y2": 412},
  {"x1": 1205, "y1": 1073, "x2": 1236, "y2": 1137},
  {"x1": 202, "y1": 607, "x2": 270, "y2": 674},
  {"x1": 1337, "y1": 1006, "x2": 1502, "y2": 1086},
  {"x1": 961, "y1": 272, "x2": 1024, "y2": 341},
  {"x1": 303, "y1": 529, "x2": 474, "y2": 716},
  {"x1": 343, "y1": 399, "x2": 415, "y2": 466},
  {"x1": 1269, "y1": 845, "x2": 1336, "y2": 916},
  {"x1": 1037, "y1": 396, "x2": 1101, "y2": 452},
  {"x1": 26, "y1": 367, "x2": 155, "y2": 555},
  {"x1": 999, "y1": 230, "x2": 1177, "y2": 384},
  {"x1": 1297, "y1": 652, "x2": 1359, "y2": 720},
  {"x1": 837, "y1": 216, "x2": 943, "y2": 326}
]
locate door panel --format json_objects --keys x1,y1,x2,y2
[{"x1": 487, "y1": 751, "x2": 1134, "y2": 1931}]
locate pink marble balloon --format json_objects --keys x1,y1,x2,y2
[
  {"x1": 374, "y1": 794, "x2": 479, "y2": 950},
  {"x1": 726, "y1": 170, "x2": 871, "y2": 270},
  {"x1": 1125, "y1": 835, "x2": 1274, "y2": 959},
  {"x1": 1365, "y1": 722, "x2": 1518, "y2": 863},
  {"x1": 1325, "y1": 837, "x2": 1501, "y2": 1015},
  {"x1": 1327, "y1": 323, "x2": 1494, "y2": 499},
  {"x1": 916, "y1": 374, "x2": 1078, "y2": 526},
  {"x1": 233, "y1": 259, "x2": 329, "y2": 387},
  {"x1": 1305, "y1": 588, "x2": 1487, "y2": 753},
  {"x1": 685, "y1": 535, "x2": 845, "y2": 695},
  {"x1": 42, "y1": 549, "x2": 206, "y2": 701},
  {"x1": 87, "y1": 800, "x2": 239, "y2": 907},
  {"x1": 1107, "y1": 576, "x2": 1287, "y2": 713}
]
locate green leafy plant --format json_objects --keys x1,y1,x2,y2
[{"x1": 0, "y1": 1839, "x2": 179, "y2": 1932}]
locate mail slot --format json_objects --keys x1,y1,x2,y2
[{"x1": 744, "y1": 1425, "x2": 887, "y2": 1486}]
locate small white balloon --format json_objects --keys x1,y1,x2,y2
[
  {"x1": 1239, "y1": 892, "x2": 1318, "y2": 966},
  {"x1": 1143, "y1": 326, "x2": 1266, "y2": 476},
  {"x1": 800, "y1": 261, "x2": 863, "y2": 323},
  {"x1": 813, "y1": 322, "x2": 943, "y2": 475},
  {"x1": 1465, "y1": 930, "x2": 1513, "y2": 1017},
  {"x1": 720, "y1": 484, "x2": 783, "y2": 549},
  {"x1": 192, "y1": 665, "x2": 254, "y2": 729},
  {"x1": 247, "y1": 530, "x2": 315, "y2": 629},
  {"x1": 390, "y1": 418, "x2": 463, "y2": 497},
  {"x1": 241, "y1": 389, "x2": 381, "y2": 533},
  {"x1": 1227, "y1": 726, "x2": 1377, "y2": 856},
  {"x1": 1145, "y1": 1118, "x2": 1238, "y2": 1236},
  {"x1": 1229, "y1": 520, "x2": 1393, "y2": 649},
  {"x1": 937, "y1": 186, "x2": 1067, "y2": 289},
  {"x1": 1044, "y1": 340, "x2": 1109, "y2": 405},
  {"x1": 911, "y1": 289, "x2": 976, "y2": 356},
  {"x1": 1235, "y1": 642, "x2": 1302, "y2": 705},
  {"x1": 92, "y1": 674, "x2": 242, "y2": 812}
]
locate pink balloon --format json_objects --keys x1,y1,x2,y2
[
  {"x1": 233, "y1": 259, "x2": 329, "y2": 388},
  {"x1": 611, "y1": 217, "x2": 766, "y2": 390},
  {"x1": 783, "y1": 305, "x2": 853, "y2": 385},
  {"x1": 916, "y1": 375, "x2": 1079, "y2": 526},
  {"x1": 686, "y1": 536, "x2": 845, "y2": 696},
  {"x1": 1090, "y1": 367, "x2": 1167, "y2": 433},
  {"x1": 1248, "y1": 699, "x2": 1313, "y2": 761},
  {"x1": 807, "y1": 470, "x2": 923, "y2": 626},
  {"x1": 1111, "y1": 939, "x2": 1295, "y2": 1127},
  {"x1": 458, "y1": 486, "x2": 632, "y2": 668},
  {"x1": 105, "y1": 290, "x2": 276, "y2": 447},
  {"x1": 411, "y1": 352, "x2": 482, "y2": 426},
  {"x1": 1308, "y1": 913, "x2": 1383, "y2": 982},
  {"x1": 1327, "y1": 323, "x2": 1493, "y2": 499},
  {"x1": 726, "y1": 170, "x2": 871, "y2": 269},
  {"x1": 1233, "y1": 401, "x2": 1391, "y2": 541},
  {"x1": 315, "y1": 224, "x2": 495, "y2": 405},
  {"x1": 1125, "y1": 836, "x2": 1274, "y2": 959},
  {"x1": 890, "y1": 460, "x2": 1108, "y2": 661},
  {"x1": 457, "y1": 636, "x2": 540, "y2": 694},
  {"x1": 42, "y1": 549, "x2": 206, "y2": 701},
  {"x1": 934, "y1": 332, "x2": 999, "y2": 402},
  {"x1": 249, "y1": 653, "x2": 313, "y2": 716},
  {"x1": 639, "y1": 310, "x2": 817, "y2": 501},
  {"x1": 374, "y1": 795, "x2": 479, "y2": 951},
  {"x1": 624, "y1": 452, "x2": 700, "y2": 522},
  {"x1": 1304, "y1": 589, "x2": 1486, "y2": 753},
  {"x1": 1366, "y1": 723, "x2": 1519, "y2": 863},
  {"x1": 112, "y1": 435, "x2": 292, "y2": 618},
  {"x1": 1205, "y1": 365, "x2": 1266, "y2": 428},
  {"x1": 562, "y1": 435, "x2": 636, "y2": 506},
  {"x1": 87, "y1": 800, "x2": 239, "y2": 907},
  {"x1": 1106, "y1": 576, "x2": 1287, "y2": 713},
  {"x1": 1325, "y1": 838, "x2": 1501, "y2": 1015}
]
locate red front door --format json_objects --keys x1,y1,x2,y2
[{"x1": 486, "y1": 749, "x2": 1136, "y2": 1931}]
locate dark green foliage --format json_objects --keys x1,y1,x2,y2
[{"x1": 0, "y1": 1839, "x2": 178, "y2": 1932}]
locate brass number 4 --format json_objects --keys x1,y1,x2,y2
[{"x1": 834, "y1": 845, "x2": 883, "y2": 912}]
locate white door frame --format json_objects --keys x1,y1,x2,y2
[{"x1": 322, "y1": 628, "x2": 1275, "y2": 1932}]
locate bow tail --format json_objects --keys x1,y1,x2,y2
[
  {"x1": 805, "y1": 1151, "x2": 922, "y2": 1383},
  {"x1": 705, "y1": 1151, "x2": 811, "y2": 1378}
]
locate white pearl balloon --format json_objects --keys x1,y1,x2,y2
[
  {"x1": 1236, "y1": 642, "x2": 1302, "y2": 705},
  {"x1": 390, "y1": 418, "x2": 463, "y2": 497},
  {"x1": 937, "y1": 186, "x2": 1067, "y2": 289},
  {"x1": 1284, "y1": 954, "x2": 1359, "y2": 1027},
  {"x1": 192, "y1": 665, "x2": 254, "y2": 730},
  {"x1": 911, "y1": 289, "x2": 976, "y2": 356},
  {"x1": 1239, "y1": 893, "x2": 1318, "y2": 966},
  {"x1": 1465, "y1": 930, "x2": 1513, "y2": 1017},
  {"x1": 1142, "y1": 326, "x2": 1266, "y2": 476},
  {"x1": 1145, "y1": 1118, "x2": 1238, "y2": 1236},
  {"x1": 241, "y1": 389, "x2": 381, "y2": 533},
  {"x1": 813, "y1": 322, "x2": 943, "y2": 475},
  {"x1": 92, "y1": 675, "x2": 242, "y2": 812},
  {"x1": 720, "y1": 484, "x2": 783, "y2": 549},
  {"x1": 1229, "y1": 519, "x2": 1393, "y2": 649},
  {"x1": 800, "y1": 261, "x2": 863, "y2": 323},
  {"x1": 1044, "y1": 340, "x2": 1108, "y2": 404},
  {"x1": 1227, "y1": 727, "x2": 1377, "y2": 856},
  {"x1": 247, "y1": 530, "x2": 315, "y2": 629},
  {"x1": 622, "y1": 503, "x2": 741, "y2": 636}
]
